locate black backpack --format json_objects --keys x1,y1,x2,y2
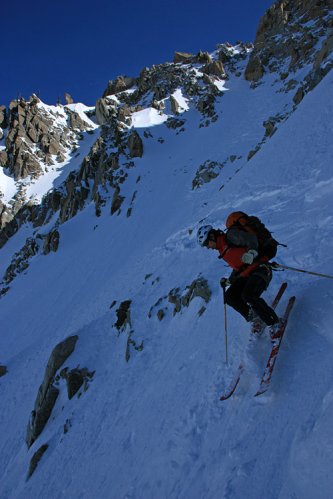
[{"x1": 236, "y1": 215, "x2": 280, "y2": 260}]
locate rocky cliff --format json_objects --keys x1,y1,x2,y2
[{"x1": 245, "y1": 0, "x2": 333, "y2": 105}]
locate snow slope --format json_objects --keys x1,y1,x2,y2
[{"x1": 1, "y1": 55, "x2": 333, "y2": 499}]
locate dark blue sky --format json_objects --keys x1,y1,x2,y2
[{"x1": 2, "y1": 0, "x2": 274, "y2": 107}]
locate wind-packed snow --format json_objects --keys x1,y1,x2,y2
[{"x1": 1, "y1": 53, "x2": 333, "y2": 499}]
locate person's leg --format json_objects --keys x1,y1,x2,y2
[
  {"x1": 225, "y1": 278, "x2": 250, "y2": 320},
  {"x1": 241, "y1": 272, "x2": 278, "y2": 326}
]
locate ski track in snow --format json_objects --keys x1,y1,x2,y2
[{"x1": 1, "y1": 54, "x2": 333, "y2": 498}]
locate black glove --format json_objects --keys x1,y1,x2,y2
[{"x1": 220, "y1": 277, "x2": 231, "y2": 288}]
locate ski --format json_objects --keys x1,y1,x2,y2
[
  {"x1": 255, "y1": 296, "x2": 296, "y2": 397},
  {"x1": 220, "y1": 363, "x2": 244, "y2": 401},
  {"x1": 220, "y1": 282, "x2": 287, "y2": 401}
]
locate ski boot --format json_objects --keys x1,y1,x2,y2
[
  {"x1": 269, "y1": 317, "x2": 286, "y2": 340},
  {"x1": 248, "y1": 308, "x2": 265, "y2": 335}
]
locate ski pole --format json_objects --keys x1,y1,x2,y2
[
  {"x1": 220, "y1": 279, "x2": 229, "y2": 366},
  {"x1": 271, "y1": 262, "x2": 333, "y2": 280}
]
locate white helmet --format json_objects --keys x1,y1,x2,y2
[{"x1": 197, "y1": 225, "x2": 213, "y2": 246}]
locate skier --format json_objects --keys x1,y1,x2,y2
[{"x1": 197, "y1": 212, "x2": 282, "y2": 335}]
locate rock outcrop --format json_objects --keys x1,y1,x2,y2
[
  {"x1": 27, "y1": 444, "x2": 49, "y2": 480},
  {"x1": 64, "y1": 93, "x2": 74, "y2": 104},
  {"x1": 26, "y1": 335, "x2": 79, "y2": 448},
  {"x1": 3, "y1": 237, "x2": 41, "y2": 285},
  {"x1": 103, "y1": 76, "x2": 136, "y2": 97},
  {"x1": 59, "y1": 367, "x2": 95, "y2": 399},
  {"x1": 0, "y1": 105, "x2": 7, "y2": 129},
  {"x1": 148, "y1": 277, "x2": 212, "y2": 320},
  {"x1": 0, "y1": 365, "x2": 7, "y2": 377},
  {"x1": 114, "y1": 300, "x2": 132, "y2": 331},
  {"x1": 244, "y1": 0, "x2": 333, "y2": 102},
  {"x1": 0, "y1": 95, "x2": 93, "y2": 180},
  {"x1": 128, "y1": 130, "x2": 143, "y2": 158}
]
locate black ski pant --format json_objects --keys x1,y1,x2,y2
[{"x1": 225, "y1": 271, "x2": 278, "y2": 326}]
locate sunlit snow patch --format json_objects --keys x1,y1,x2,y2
[
  {"x1": 0, "y1": 167, "x2": 17, "y2": 203},
  {"x1": 214, "y1": 80, "x2": 229, "y2": 92},
  {"x1": 171, "y1": 89, "x2": 189, "y2": 112},
  {"x1": 65, "y1": 103, "x2": 99, "y2": 129},
  {"x1": 131, "y1": 107, "x2": 169, "y2": 128}
]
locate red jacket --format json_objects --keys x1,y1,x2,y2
[{"x1": 216, "y1": 232, "x2": 267, "y2": 278}]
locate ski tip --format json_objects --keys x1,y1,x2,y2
[
  {"x1": 220, "y1": 395, "x2": 230, "y2": 401},
  {"x1": 254, "y1": 389, "x2": 267, "y2": 397}
]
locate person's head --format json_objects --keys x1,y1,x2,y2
[
  {"x1": 197, "y1": 225, "x2": 220, "y2": 249},
  {"x1": 225, "y1": 211, "x2": 247, "y2": 229}
]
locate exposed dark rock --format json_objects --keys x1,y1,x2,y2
[
  {"x1": 244, "y1": 55, "x2": 265, "y2": 82},
  {"x1": 0, "y1": 365, "x2": 8, "y2": 377},
  {"x1": 69, "y1": 111, "x2": 91, "y2": 131},
  {"x1": 247, "y1": 146, "x2": 261, "y2": 161},
  {"x1": 173, "y1": 52, "x2": 195, "y2": 64},
  {"x1": 95, "y1": 97, "x2": 114, "y2": 125},
  {"x1": 197, "y1": 93, "x2": 217, "y2": 117},
  {"x1": 263, "y1": 119, "x2": 277, "y2": 137},
  {"x1": 103, "y1": 76, "x2": 136, "y2": 97},
  {"x1": 245, "y1": 0, "x2": 333, "y2": 88},
  {"x1": 293, "y1": 85, "x2": 305, "y2": 105},
  {"x1": 192, "y1": 159, "x2": 228, "y2": 189},
  {"x1": 114, "y1": 300, "x2": 132, "y2": 331},
  {"x1": 2, "y1": 98, "x2": 85, "y2": 180},
  {"x1": 128, "y1": 130, "x2": 143, "y2": 158},
  {"x1": 195, "y1": 51, "x2": 212, "y2": 64},
  {"x1": 181, "y1": 277, "x2": 212, "y2": 307},
  {"x1": 26, "y1": 335, "x2": 78, "y2": 447},
  {"x1": 27, "y1": 444, "x2": 49, "y2": 480},
  {"x1": 149, "y1": 277, "x2": 211, "y2": 319},
  {"x1": 62, "y1": 367, "x2": 95, "y2": 399},
  {"x1": 151, "y1": 99, "x2": 165, "y2": 112},
  {"x1": 218, "y1": 45, "x2": 233, "y2": 63},
  {"x1": 174, "y1": 50, "x2": 211, "y2": 65},
  {"x1": 3, "y1": 237, "x2": 41, "y2": 284},
  {"x1": 170, "y1": 95, "x2": 180, "y2": 114},
  {"x1": 168, "y1": 288, "x2": 182, "y2": 315},
  {"x1": 59, "y1": 172, "x2": 90, "y2": 223},
  {"x1": 111, "y1": 186, "x2": 125, "y2": 215},
  {"x1": 125, "y1": 333, "x2": 144, "y2": 362},
  {"x1": 157, "y1": 309, "x2": 165, "y2": 321},
  {"x1": 26, "y1": 386, "x2": 59, "y2": 449},
  {"x1": 314, "y1": 32, "x2": 333, "y2": 69},
  {"x1": 66, "y1": 369, "x2": 84, "y2": 399},
  {"x1": 166, "y1": 118, "x2": 186, "y2": 130},
  {"x1": 202, "y1": 60, "x2": 226, "y2": 78},
  {"x1": 42, "y1": 229, "x2": 60, "y2": 255},
  {"x1": 65, "y1": 93, "x2": 74, "y2": 104},
  {"x1": 0, "y1": 105, "x2": 7, "y2": 128},
  {"x1": 117, "y1": 105, "x2": 132, "y2": 125},
  {"x1": 0, "y1": 196, "x2": 33, "y2": 246},
  {"x1": 0, "y1": 149, "x2": 7, "y2": 165}
]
